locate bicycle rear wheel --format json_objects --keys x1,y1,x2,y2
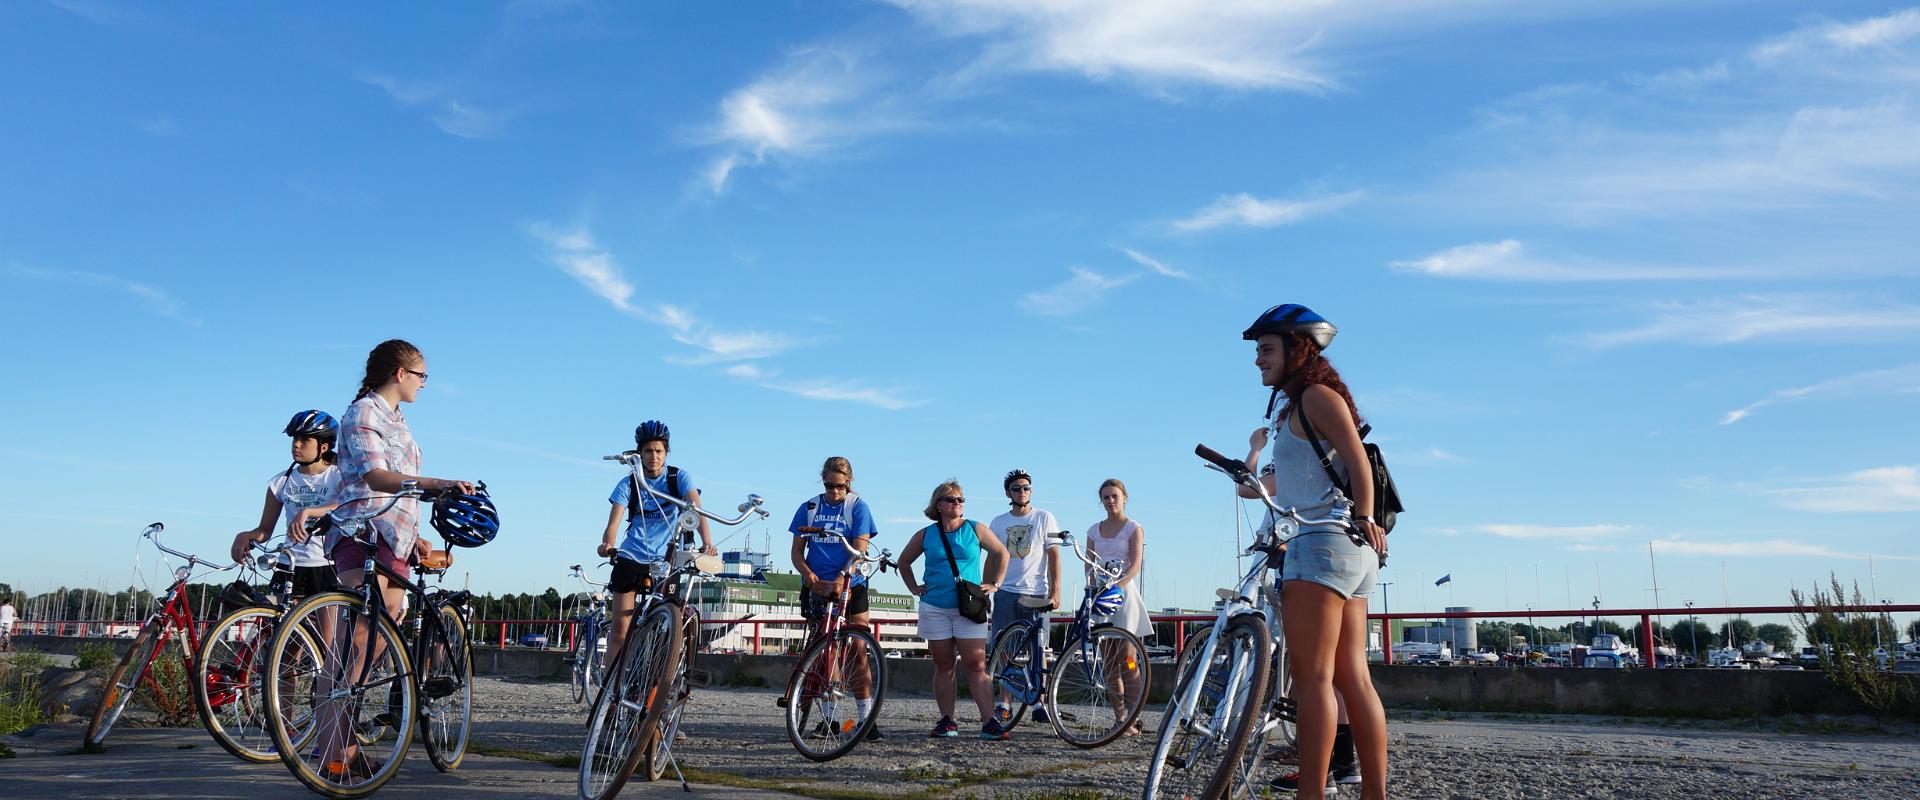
[
  {"x1": 579, "y1": 604, "x2": 682, "y2": 800},
  {"x1": 1142, "y1": 614, "x2": 1270, "y2": 800},
  {"x1": 1048, "y1": 625, "x2": 1149, "y2": 748},
  {"x1": 570, "y1": 619, "x2": 598, "y2": 704},
  {"x1": 986, "y1": 623, "x2": 1036, "y2": 732},
  {"x1": 783, "y1": 627, "x2": 884, "y2": 762},
  {"x1": 86, "y1": 620, "x2": 164, "y2": 747},
  {"x1": 195, "y1": 606, "x2": 322, "y2": 763},
  {"x1": 640, "y1": 606, "x2": 699, "y2": 781},
  {"x1": 421, "y1": 603, "x2": 472, "y2": 772},
  {"x1": 266, "y1": 592, "x2": 416, "y2": 799}
]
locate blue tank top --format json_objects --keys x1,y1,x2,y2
[{"x1": 920, "y1": 520, "x2": 983, "y2": 610}]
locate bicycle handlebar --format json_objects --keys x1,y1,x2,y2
[
  {"x1": 1046, "y1": 531, "x2": 1123, "y2": 582},
  {"x1": 142, "y1": 522, "x2": 241, "y2": 574},
  {"x1": 303, "y1": 481, "x2": 453, "y2": 536},
  {"x1": 1195, "y1": 443, "x2": 1346, "y2": 530},
  {"x1": 800, "y1": 531, "x2": 894, "y2": 574},
  {"x1": 603, "y1": 452, "x2": 770, "y2": 526}
]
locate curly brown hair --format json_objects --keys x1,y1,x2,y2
[{"x1": 1275, "y1": 333, "x2": 1364, "y2": 428}]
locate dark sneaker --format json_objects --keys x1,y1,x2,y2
[
  {"x1": 992, "y1": 704, "x2": 1012, "y2": 723},
  {"x1": 929, "y1": 716, "x2": 959, "y2": 738},
  {"x1": 1331, "y1": 760, "x2": 1361, "y2": 785},
  {"x1": 864, "y1": 724, "x2": 884, "y2": 742},
  {"x1": 1270, "y1": 770, "x2": 1337, "y2": 793},
  {"x1": 978, "y1": 718, "x2": 1010, "y2": 741},
  {"x1": 1031, "y1": 707, "x2": 1049, "y2": 724}
]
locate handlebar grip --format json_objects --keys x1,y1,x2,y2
[{"x1": 1195, "y1": 444, "x2": 1253, "y2": 479}]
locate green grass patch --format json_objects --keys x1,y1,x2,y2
[
  {"x1": 0, "y1": 651, "x2": 54, "y2": 737},
  {"x1": 466, "y1": 740, "x2": 581, "y2": 768},
  {"x1": 74, "y1": 643, "x2": 117, "y2": 673}
]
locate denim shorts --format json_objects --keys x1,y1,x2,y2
[{"x1": 1279, "y1": 532, "x2": 1378, "y2": 600}]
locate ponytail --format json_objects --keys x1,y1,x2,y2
[{"x1": 354, "y1": 339, "x2": 423, "y2": 404}]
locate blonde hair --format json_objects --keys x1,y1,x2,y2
[
  {"x1": 922, "y1": 478, "x2": 963, "y2": 521},
  {"x1": 821, "y1": 456, "x2": 853, "y2": 482},
  {"x1": 1099, "y1": 478, "x2": 1128, "y2": 499}
]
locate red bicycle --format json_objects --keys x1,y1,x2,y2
[
  {"x1": 777, "y1": 532, "x2": 893, "y2": 762},
  {"x1": 85, "y1": 522, "x2": 240, "y2": 747}
]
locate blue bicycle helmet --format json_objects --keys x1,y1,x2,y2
[
  {"x1": 1092, "y1": 585, "x2": 1126, "y2": 616},
  {"x1": 433, "y1": 484, "x2": 500, "y2": 548},
  {"x1": 1242, "y1": 304, "x2": 1337, "y2": 350},
  {"x1": 634, "y1": 420, "x2": 670, "y2": 448},
  {"x1": 283, "y1": 409, "x2": 338, "y2": 443}
]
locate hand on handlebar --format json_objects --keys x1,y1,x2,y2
[
  {"x1": 290, "y1": 507, "x2": 330, "y2": 543},
  {"x1": 230, "y1": 530, "x2": 265, "y2": 563},
  {"x1": 597, "y1": 542, "x2": 618, "y2": 559}
]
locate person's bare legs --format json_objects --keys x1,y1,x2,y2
[
  {"x1": 605, "y1": 590, "x2": 636, "y2": 669},
  {"x1": 957, "y1": 637, "x2": 994, "y2": 723},
  {"x1": 1281, "y1": 580, "x2": 1345, "y2": 800},
  {"x1": 929, "y1": 638, "x2": 959, "y2": 720},
  {"x1": 1332, "y1": 597, "x2": 1387, "y2": 800}
]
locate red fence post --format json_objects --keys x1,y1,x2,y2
[{"x1": 1641, "y1": 614, "x2": 1657, "y2": 669}]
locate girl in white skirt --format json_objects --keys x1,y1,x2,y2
[{"x1": 1086, "y1": 478, "x2": 1150, "y2": 733}]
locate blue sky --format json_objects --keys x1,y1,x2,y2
[{"x1": 3, "y1": 1, "x2": 1916, "y2": 634}]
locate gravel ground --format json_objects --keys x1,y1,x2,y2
[{"x1": 472, "y1": 676, "x2": 1920, "y2": 799}]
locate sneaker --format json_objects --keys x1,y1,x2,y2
[
  {"x1": 978, "y1": 718, "x2": 1010, "y2": 741},
  {"x1": 865, "y1": 725, "x2": 884, "y2": 742},
  {"x1": 1331, "y1": 761, "x2": 1361, "y2": 785},
  {"x1": 1031, "y1": 707, "x2": 1049, "y2": 724},
  {"x1": 929, "y1": 716, "x2": 959, "y2": 738},
  {"x1": 992, "y1": 704, "x2": 1012, "y2": 723},
  {"x1": 1269, "y1": 770, "x2": 1337, "y2": 793}
]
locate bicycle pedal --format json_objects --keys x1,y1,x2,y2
[
  {"x1": 1275, "y1": 697, "x2": 1298, "y2": 722},
  {"x1": 422, "y1": 676, "x2": 459, "y2": 699},
  {"x1": 775, "y1": 696, "x2": 790, "y2": 709}
]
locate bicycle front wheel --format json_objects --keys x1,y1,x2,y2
[
  {"x1": 783, "y1": 626, "x2": 884, "y2": 763},
  {"x1": 267, "y1": 592, "x2": 416, "y2": 799},
  {"x1": 986, "y1": 622, "x2": 1036, "y2": 733},
  {"x1": 1142, "y1": 614, "x2": 1270, "y2": 800},
  {"x1": 86, "y1": 620, "x2": 164, "y2": 747},
  {"x1": 640, "y1": 606, "x2": 700, "y2": 782},
  {"x1": 195, "y1": 606, "x2": 322, "y2": 763},
  {"x1": 579, "y1": 604, "x2": 682, "y2": 800},
  {"x1": 421, "y1": 602, "x2": 472, "y2": 772},
  {"x1": 1048, "y1": 625, "x2": 1149, "y2": 749},
  {"x1": 570, "y1": 620, "x2": 597, "y2": 704}
]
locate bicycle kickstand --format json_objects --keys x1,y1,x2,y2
[{"x1": 669, "y1": 750, "x2": 691, "y2": 793}]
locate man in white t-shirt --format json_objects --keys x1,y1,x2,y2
[
  {"x1": 0, "y1": 597, "x2": 17, "y2": 650},
  {"x1": 988, "y1": 469, "x2": 1061, "y2": 723}
]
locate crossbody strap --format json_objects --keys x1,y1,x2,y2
[{"x1": 933, "y1": 523, "x2": 964, "y2": 579}]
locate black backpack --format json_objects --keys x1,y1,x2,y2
[
  {"x1": 628, "y1": 466, "x2": 684, "y2": 521},
  {"x1": 1293, "y1": 409, "x2": 1404, "y2": 534}
]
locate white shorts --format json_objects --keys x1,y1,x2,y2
[{"x1": 917, "y1": 604, "x2": 988, "y2": 641}]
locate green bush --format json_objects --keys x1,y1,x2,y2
[
  {"x1": 0, "y1": 652, "x2": 52, "y2": 737},
  {"x1": 1793, "y1": 575, "x2": 1919, "y2": 722},
  {"x1": 74, "y1": 642, "x2": 117, "y2": 672}
]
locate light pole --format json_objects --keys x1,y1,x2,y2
[
  {"x1": 1685, "y1": 601, "x2": 1698, "y2": 664},
  {"x1": 1526, "y1": 603, "x2": 1537, "y2": 660},
  {"x1": 1378, "y1": 581, "x2": 1394, "y2": 662}
]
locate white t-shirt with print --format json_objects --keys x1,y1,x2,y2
[
  {"x1": 272, "y1": 465, "x2": 343, "y2": 567},
  {"x1": 990, "y1": 509, "x2": 1061, "y2": 596}
]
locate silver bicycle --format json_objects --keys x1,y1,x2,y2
[
  {"x1": 1141, "y1": 445, "x2": 1343, "y2": 800},
  {"x1": 566, "y1": 564, "x2": 611, "y2": 705}
]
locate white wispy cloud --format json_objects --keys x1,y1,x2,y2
[
  {"x1": 763, "y1": 378, "x2": 923, "y2": 411},
  {"x1": 527, "y1": 222, "x2": 800, "y2": 364},
  {"x1": 1171, "y1": 191, "x2": 1361, "y2": 233},
  {"x1": 699, "y1": 48, "x2": 916, "y2": 194},
  {"x1": 1770, "y1": 465, "x2": 1920, "y2": 513},
  {"x1": 358, "y1": 72, "x2": 513, "y2": 139},
  {"x1": 1120, "y1": 248, "x2": 1189, "y2": 279},
  {"x1": 1651, "y1": 536, "x2": 1910, "y2": 560},
  {"x1": 1572, "y1": 294, "x2": 1920, "y2": 350},
  {"x1": 5, "y1": 264, "x2": 200, "y2": 325},
  {"x1": 1475, "y1": 523, "x2": 1630, "y2": 541},
  {"x1": 1721, "y1": 362, "x2": 1920, "y2": 424},
  {"x1": 1018, "y1": 266, "x2": 1139, "y2": 316},
  {"x1": 1389, "y1": 240, "x2": 1747, "y2": 282},
  {"x1": 1754, "y1": 8, "x2": 1920, "y2": 60}
]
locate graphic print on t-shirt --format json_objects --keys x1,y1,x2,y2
[{"x1": 1004, "y1": 523, "x2": 1034, "y2": 559}]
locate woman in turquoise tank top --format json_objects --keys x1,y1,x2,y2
[{"x1": 897, "y1": 479, "x2": 1010, "y2": 740}]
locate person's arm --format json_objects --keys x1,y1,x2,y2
[
  {"x1": 1045, "y1": 535, "x2": 1063, "y2": 609},
  {"x1": 976, "y1": 523, "x2": 1009, "y2": 593},
  {"x1": 342, "y1": 420, "x2": 473, "y2": 496},
  {"x1": 1303, "y1": 384, "x2": 1385, "y2": 555},
  {"x1": 599, "y1": 502, "x2": 625, "y2": 558},
  {"x1": 687, "y1": 488, "x2": 716, "y2": 554},
  {"x1": 897, "y1": 530, "x2": 927, "y2": 596},
  {"x1": 1240, "y1": 426, "x2": 1279, "y2": 499},
  {"x1": 232, "y1": 489, "x2": 283, "y2": 561},
  {"x1": 1118, "y1": 523, "x2": 1146, "y2": 588},
  {"x1": 287, "y1": 503, "x2": 339, "y2": 543}
]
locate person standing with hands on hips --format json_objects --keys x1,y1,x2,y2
[
  {"x1": 896, "y1": 480, "x2": 1010, "y2": 740},
  {"x1": 1241, "y1": 304, "x2": 1388, "y2": 800}
]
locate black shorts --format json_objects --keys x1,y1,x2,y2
[
  {"x1": 609, "y1": 557, "x2": 657, "y2": 596},
  {"x1": 274, "y1": 565, "x2": 342, "y2": 598},
  {"x1": 801, "y1": 582, "x2": 868, "y2": 619}
]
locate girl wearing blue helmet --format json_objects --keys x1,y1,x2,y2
[
  {"x1": 1241, "y1": 304, "x2": 1387, "y2": 800},
  {"x1": 229, "y1": 410, "x2": 344, "y2": 598}
]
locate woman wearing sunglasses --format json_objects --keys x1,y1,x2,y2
[
  {"x1": 896, "y1": 480, "x2": 1010, "y2": 740},
  {"x1": 787, "y1": 456, "x2": 884, "y2": 739}
]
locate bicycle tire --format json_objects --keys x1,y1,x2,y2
[
  {"x1": 782, "y1": 627, "x2": 884, "y2": 763},
  {"x1": 570, "y1": 618, "x2": 597, "y2": 704},
  {"x1": 986, "y1": 622, "x2": 1036, "y2": 733},
  {"x1": 579, "y1": 604, "x2": 682, "y2": 800},
  {"x1": 266, "y1": 591, "x2": 416, "y2": 799},
  {"x1": 86, "y1": 620, "x2": 164, "y2": 747},
  {"x1": 421, "y1": 602, "x2": 472, "y2": 772},
  {"x1": 194, "y1": 605, "x2": 322, "y2": 763},
  {"x1": 1049, "y1": 625, "x2": 1150, "y2": 749},
  {"x1": 639, "y1": 606, "x2": 700, "y2": 781},
  {"x1": 1142, "y1": 613, "x2": 1270, "y2": 800}
]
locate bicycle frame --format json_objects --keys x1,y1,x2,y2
[{"x1": 999, "y1": 532, "x2": 1121, "y2": 708}]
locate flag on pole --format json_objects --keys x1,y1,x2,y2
[{"x1": 1435, "y1": 574, "x2": 1452, "y2": 586}]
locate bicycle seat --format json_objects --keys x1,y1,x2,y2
[
  {"x1": 693, "y1": 554, "x2": 723, "y2": 575},
  {"x1": 1017, "y1": 596, "x2": 1055, "y2": 610}
]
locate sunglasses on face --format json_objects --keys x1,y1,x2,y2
[
  {"x1": 1008, "y1": 485, "x2": 1032, "y2": 493},
  {"x1": 823, "y1": 483, "x2": 850, "y2": 491},
  {"x1": 939, "y1": 496, "x2": 966, "y2": 505}
]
